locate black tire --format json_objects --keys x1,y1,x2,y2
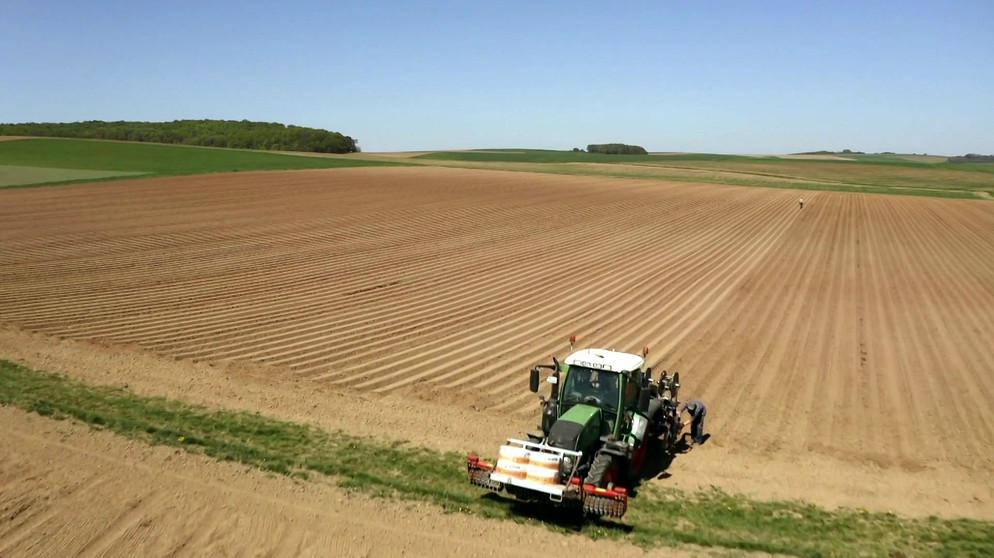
[
  {"x1": 584, "y1": 451, "x2": 614, "y2": 487},
  {"x1": 647, "y1": 398, "x2": 662, "y2": 427}
]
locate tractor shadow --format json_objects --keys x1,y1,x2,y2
[
  {"x1": 631, "y1": 436, "x2": 692, "y2": 492},
  {"x1": 480, "y1": 493, "x2": 634, "y2": 534}
]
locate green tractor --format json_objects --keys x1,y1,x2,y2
[{"x1": 467, "y1": 337, "x2": 682, "y2": 518}]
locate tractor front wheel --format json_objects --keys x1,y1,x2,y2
[{"x1": 584, "y1": 451, "x2": 617, "y2": 488}]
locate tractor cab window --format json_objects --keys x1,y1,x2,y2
[
  {"x1": 563, "y1": 366, "x2": 620, "y2": 412},
  {"x1": 624, "y1": 369, "x2": 640, "y2": 409}
]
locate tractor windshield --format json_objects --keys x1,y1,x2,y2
[{"x1": 562, "y1": 366, "x2": 621, "y2": 412}]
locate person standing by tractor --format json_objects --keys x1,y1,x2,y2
[{"x1": 678, "y1": 399, "x2": 709, "y2": 445}]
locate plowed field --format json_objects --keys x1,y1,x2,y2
[{"x1": 2, "y1": 166, "x2": 993, "y2": 556}]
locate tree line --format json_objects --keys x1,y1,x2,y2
[
  {"x1": 947, "y1": 154, "x2": 994, "y2": 164},
  {"x1": 585, "y1": 143, "x2": 648, "y2": 155},
  {"x1": 0, "y1": 119, "x2": 359, "y2": 154}
]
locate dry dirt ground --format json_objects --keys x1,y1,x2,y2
[{"x1": 2, "y1": 166, "x2": 994, "y2": 555}]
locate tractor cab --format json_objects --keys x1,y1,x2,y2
[
  {"x1": 560, "y1": 349, "x2": 642, "y2": 436},
  {"x1": 561, "y1": 366, "x2": 620, "y2": 414},
  {"x1": 530, "y1": 346, "x2": 647, "y2": 442}
]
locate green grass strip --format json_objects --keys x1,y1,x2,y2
[
  {"x1": 413, "y1": 149, "x2": 994, "y2": 199},
  {"x1": 457, "y1": 162, "x2": 986, "y2": 199},
  {"x1": 2, "y1": 358, "x2": 991, "y2": 557},
  {"x1": 416, "y1": 150, "x2": 756, "y2": 164}
]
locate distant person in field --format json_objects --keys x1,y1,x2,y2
[
  {"x1": 678, "y1": 399, "x2": 709, "y2": 445},
  {"x1": 799, "y1": 198, "x2": 805, "y2": 209}
]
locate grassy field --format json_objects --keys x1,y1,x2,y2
[
  {"x1": 3, "y1": 139, "x2": 992, "y2": 199},
  {"x1": 3, "y1": 358, "x2": 991, "y2": 557},
  {"x1": 415, "y1": 150, "x2": 994, "y2": 199},
  {"x1": 0, "y1": 165, "x2": 147, "y2": 187},
  {"x1": 0, "y1": 138, "x2": 404, "y2": 187}
]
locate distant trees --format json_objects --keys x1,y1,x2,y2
[
  {"x1": 797, "y1": 149, "x2": 866, "y2": 155},
  {"x1": 586, "y1": 143, "x2": 648, "y2": 155},
  {"x1": 948, "y1": 153, "x2": 994, "y2": 163},
  {"x1": 0, "y1": 119, "x2": 360, "y2": 154}
]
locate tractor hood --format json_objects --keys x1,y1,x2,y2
[{"x1": 546, "y1": 404, "x2": 601, "y2": 452}]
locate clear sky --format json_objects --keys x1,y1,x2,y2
[{"x1": 2, "y1": 1, "x2": 991, "y2": 154}]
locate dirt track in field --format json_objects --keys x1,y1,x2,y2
[{"x1": 2, "y1": 166, "x2": 994, "y2": 555}]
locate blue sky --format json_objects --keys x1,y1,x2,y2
[{"x1": 2, "y1": 1, "x2": 991, "y2": 154}]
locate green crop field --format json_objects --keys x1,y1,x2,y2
[
  {"x1": 416, "y1": 149, "x2": 994, "y2": 199},
  {"x1": 0, "y1": 138, "x2": 404, "y2": 188}
]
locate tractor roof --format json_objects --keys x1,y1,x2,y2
[{"x1": 564, "y1": 348, "x2": 644, "y2": 373}]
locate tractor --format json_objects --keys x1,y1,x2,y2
[{"x1": 466, "y1": 336, "x2": 683, "y2": 518}]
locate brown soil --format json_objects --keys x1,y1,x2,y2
[
  {"x1": 1, "y1": 407, "x2": 700, "y2": 557},
  {"x1": 2, "y1": 167, "x2": 993, "y2": 555}
]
